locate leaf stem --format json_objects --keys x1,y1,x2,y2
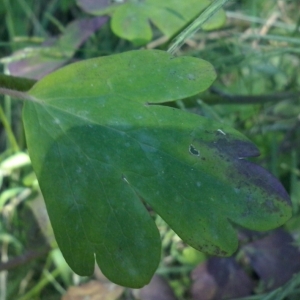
[
  {"x1": 0, "y1": 74, "x2": 38, "y2": 102},
  {"x1": 0, "y1": 88, "x2": 33, "y2": 102},
  {"x1": 168, "y1": 0, "x2": 232, "y2": 55}
]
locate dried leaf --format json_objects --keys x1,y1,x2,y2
[{"x1": 62, "y1": 280, "x2": 124, "y2": 300}]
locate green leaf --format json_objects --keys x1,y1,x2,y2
[
  {"x1": 23, "y1": 50, "x2": 291, "y2": 288},
  {"x1": 0, "y1": 74, "x2": 36, "y2": 92},
  {"x1": 0, "y1": 74, "x2": 36, "y2": 100},
  {"x1": 111, "y1": 3, "x2": 152, "y2": 46},
  {"x1": 77, "y1": 0, "x2": 226, "y2": 44}
]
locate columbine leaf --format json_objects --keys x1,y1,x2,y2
[
  {"x1": 22, "y1": 50, "x2": 291, "y2": 287},
  {"x1": 77, "y1": 0, "x2": 226, "y2": 44}
]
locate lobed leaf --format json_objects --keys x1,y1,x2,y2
[
  {"x1": 23, "y1": 50, "x2": 291, "y2": 287},
  {"x1": 77, "y1": 0, "x2": 226, "y2": 44}
]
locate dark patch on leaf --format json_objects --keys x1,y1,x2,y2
[
  {"x1": 189, "y1": 144, "x2": 200, "y2": 156},
  {"x1": 232, "y1": 160, "x2": 290, "y2": 205},
  {"x1": 207, "y1": 135, "x2": 291, "y2": 208},
  {"x1": 211, "y1": 136, "x2": 260, "y2": 159}
]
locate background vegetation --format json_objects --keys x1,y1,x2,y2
[{"x1": 0, "y1": 0, "x2": 300, "y2": 299}]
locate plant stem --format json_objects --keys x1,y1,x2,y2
[
  {"x1": 0, "y1": 241, "x2": 8, "y2": 300},
  {"x1": 18, "y1": 268, "x2": 61, "y2": 300},
  {"x1": 4, "y1": 95, "x2": 12, "y2": 151},
  {"x1": 168, "y1": 0, "x2": 232, "y2": 55},
  {"x1": 201, "y1": 87, "x2": 300, "y2": 105},
  {"x1": 3, "y1": 0, "x2": 16, "y2": 52},
  {"x1": 0, "y1": 105, "x2": 19, "y2": 152}
]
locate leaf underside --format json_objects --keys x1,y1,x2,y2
[{"x1": 23, "y1": 50, "x2": 291, "y2": 288}]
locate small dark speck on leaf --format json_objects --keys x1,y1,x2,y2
[{"x1": 189, "y1": 144, "x2": 200, "y2": 156}]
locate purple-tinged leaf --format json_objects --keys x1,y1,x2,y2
[
  {"x1": 7, "y1": 17, "x2": 107, "y2": 80},
  {"x1": 77, "y1": 0, "x2": 112, "y2": 13},
  {"x1": 243, "y1": 229, "x2": 300, "y2": 291},
  {"x1": 191, "y1": 257, "x2": 254, "y2": 300},
  {"x1": 58, "y1": 17, "x2": 109, "y2": 54},
  {"x1": 8, "y1": 57, "x2": 67, "y2": 80}
]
